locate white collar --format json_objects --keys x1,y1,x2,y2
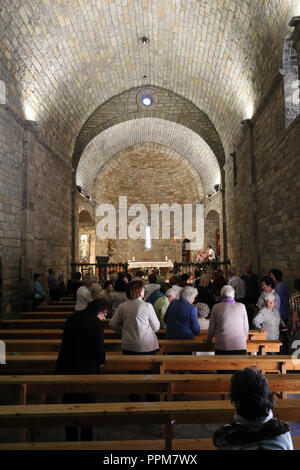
[{"x1": 234, "y1": 409, "x2": 273, "y2": 428}]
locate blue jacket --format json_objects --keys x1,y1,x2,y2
[
  {"x1": 164, "y1": 299, "x2": 200, "y2": 339},
  {"x1": 146, "y1": 289, "x2": 163, "y2": 306}
]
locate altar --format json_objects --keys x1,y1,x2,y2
[
  {"x1": 127, "y1": 260, "x2": 174, "y2": 269},
  {"x1": 127, "y1": 260, "x2": 174, "y2": 277}
]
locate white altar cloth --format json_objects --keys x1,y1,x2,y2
[{"x1": 127, "y1": 260, "x2": 174, "y2": 269}]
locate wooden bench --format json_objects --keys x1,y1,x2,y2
[
  {"x1": 1, "y1": 373, "x2": 300, "y2": 405},
  {"x1": 1, "y1": 354, "x2": 299, "y2": 374},
  {"x1": 1, "y1": 436, "x2": 300, "y2": 450},
  {"x1": 0, "y1": 399, "x2": 298, "y2": 449},
  {"x1": 22, "y1": 312, "x2": 73, "y2": 319},
  {"x1": 35, "y1": 305, "x2": 75, "y2": 311},
  {"x1": 0, "y1": 327, "x2": 266, "y2": 340},
  {"x1": 3, "y1": 338, "x2": 282, "y2": 355}
]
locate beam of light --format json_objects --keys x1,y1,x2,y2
[{"x1": 24, "y1": 103, "x2": 37, "y2": 121}]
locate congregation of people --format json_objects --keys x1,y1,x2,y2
[
  {"x1": 33, "y1": 259, "x2": 300, "y2": 354},
  {"x1": 31, "y1": 257, "x2": 299, "y2": 449}
]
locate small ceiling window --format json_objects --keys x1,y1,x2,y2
[{"x1": 141, "y1": 95, "x2": 153, "y2": 107}]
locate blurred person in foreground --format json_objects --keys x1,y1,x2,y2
[{"x1": 213, "y1": 367, "x2": 293, "y2": 450}]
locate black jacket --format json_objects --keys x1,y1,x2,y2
[
  {"x1": 56, "y1": 308, "x2": 105, "y2": 374},
  {"x1": 213, "y1": 419, "x2": 290, "y2": 450}
]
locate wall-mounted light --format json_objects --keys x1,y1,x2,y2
[
  {"x1": 140, "y1": 36, "x2": 150, "y2": 44},
  {"x1": 24, "y1": 103, "x2": 37, "y2": 121}
]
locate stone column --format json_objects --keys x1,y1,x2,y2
[{"x1": 241, "y1": 119, "x2": 260, "y2": 274}]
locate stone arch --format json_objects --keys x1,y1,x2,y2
[
  {"x1": 76, "y1": 118, "x2": 221, "y2": 199},
  {"x1": 73, "y1": 86, "x2": 226, "y2": 172},
  {"x1": 78, "y1": 209, "x2": 96, "y2": 264},
  {"x1": 79, "y1": 209, "x2": 94, "y2": 225}
]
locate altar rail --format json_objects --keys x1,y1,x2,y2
[
  {"x1": 71, "y1": 262, "x2": 128, "y2": 281},
  {"x1": 71, "y1": 259, "x2": 230, "y2": 281},
  {"x1": 173, "y1": 260, "x2": 230, "y2": 277}
]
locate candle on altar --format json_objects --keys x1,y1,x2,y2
[{"x1": 132, "y1": 256, "x2": 135, "y2": 261}]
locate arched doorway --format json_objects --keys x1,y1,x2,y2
[{"x1": 78, "y1": 210, "x2": 96, "y2": 264}]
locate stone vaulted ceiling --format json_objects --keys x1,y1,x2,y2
[
  {"x1": 76, "y1": 118, "x2": 221, "y2": 198},
  {"x1": 1, "y1": 0, "x2": 299, "y2": 160}
]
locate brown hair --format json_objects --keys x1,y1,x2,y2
[{"x1": 126, "y1": 280, "x2": 144, "y2": 300}]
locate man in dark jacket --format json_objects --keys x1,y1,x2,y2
[{"x1": 56, "y1": 298, "x2": 108, "y2": 441}]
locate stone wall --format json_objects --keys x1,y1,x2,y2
[
  {"x1": 92, "y1": 143, "x2": 204, "y2": 263},
  {"x1": 0, "y1": 106, "x2": 24, "y2": 315},
  {"x1": 0, "y1": 105, "x2": 72, "y2": 317},
  {"x1": 226, "y1": 74, "x2": 300, "y2": 287}
]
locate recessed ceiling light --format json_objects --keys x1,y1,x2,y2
[{"x1": 141, "y1": 95, "x2": 152, "y2": 106}]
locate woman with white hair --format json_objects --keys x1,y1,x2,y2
[
  {"x1": 164, "y1": 286, "x2": 200, "y2": 339},
  {"x1": 90, "y1": 276, "x2": 102, "y2": 299},
  {"x1": 252, "y1": 292, "x2": 282, "y2": 340},
  {"x1": 196, "y1": 302, "x2": 210, "y2": 330},
  {"x1": 206, "y1": 285, "x2": 249, "y2": 354},
  {"x1": 154, "y1": 287, "x2": 178, "y2": 328},
  {"x1": 75, "y1": 279, "x2": 92, "y2": 312}
]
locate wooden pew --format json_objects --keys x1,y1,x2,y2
[
  {"x1": 0, "y1": 328, "x2": 266, "y2": 340},
  {"x1": 1, "y1": 435, "x2": 300, "y2": 450},
  {"x1": 2, "y1": 436, "x2": 300, "y2": 450},
  {"x1": 22, "y1": 312, "x2": 73, "y2": 319},
  {"x1": 1, "y1": 354, "x2": 299, "y2": 374},
  {"x1": 0, "y1": 319, "x2": 68, "y2": 329},
  {"x1": 1, "y1": 373, "x2": 300, "y2": 405},
  {"x1": 3, "y1": 338, "x2": 282, "y2": 355},
  {"x1": 35, "y1": 305, "x2": 75, "y2": 311},
  {"x1": 0, "y1": 399, "x2": 298, "y2": 450}
]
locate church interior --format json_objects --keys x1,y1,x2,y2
[{"x1": 0, "y1": 0, "x2": 300, "y2": 454}]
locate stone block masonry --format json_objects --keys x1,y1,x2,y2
[{"x1": 0, "y1": 105, "x2": 72, "y2": 317}]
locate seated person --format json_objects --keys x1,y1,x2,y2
[
  {"x1": 213, "y1": 367, "x2": 293, "y2": 450},
  {"x1": 196, "y1": 249, "x2": 206, "y2": 263},
  {"x1": 164, "y1": 286, "x2": 200, "y2": 339},
  {"x1": 206, "y1": 285, "x2": 248, "y2": 355},
  {"x1": 146, "y1": 282, "x2": 170, "y2": 306},
  {"x1": 33, "y1": 273, "x2": 46, "y2": 308},
  {"x1": 178, "y1": 273, "x2": 190, "y2": 287},
  {"x1": 144, "y1": 273, "x2": 161, "y2": 300},
  {"x1": 100, "y1": 280, "x2": 113, "y2": 316},
  {"x1": 211, "y1": 269, "x2": 226, "y2": 297},
  {"x1": 154, "y1": 287, "x2": 177, "y2": 329},
  {"x1": 66, "y1": 272, "x2": 83, "y2": 299},
  {"x1": 196, "y1": 302, "x2": 210, "y2": 330},
  {"x1": 110, "y1": 279, "x2": 127, "y2": 316},
  {"x1": 90, "y1": 275, "x2": 102, "y2": 299},
  {"x1": 75, "y1": 279, "x2": 92, "y2": 312},
  {"x1": 256, "y1": 276, "x2": 281, "y2": 312},
  {"x1": 252, "y1": 293, "x2": 283, "y2": 340}
]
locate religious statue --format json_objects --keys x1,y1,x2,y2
[{"x1": 108, "y1": 239, "x2": 116, "y2": 257}]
